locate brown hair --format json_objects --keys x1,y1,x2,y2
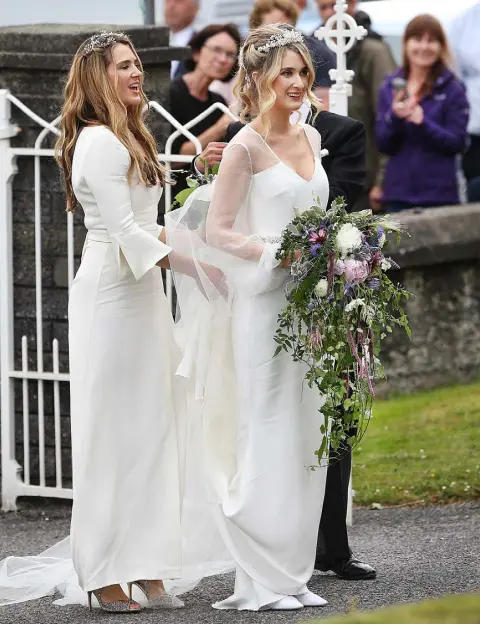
[
  {"x1": 235, "y1": 24, "x2": 321, "y2": 129},
  {"x1": 56, "y1": 32, "x2": 168, "y2": 212},
  {"x1": 402, "y1": 14, "x2": 453, "y2": 97},
  {"x1": 249, "y1": 0, "x2": 300, "y2": 30}
]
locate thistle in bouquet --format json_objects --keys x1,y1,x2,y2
[{"x1": 274, "y1": 197, "x2": 411, "y2": 464}]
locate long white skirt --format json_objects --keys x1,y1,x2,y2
[
  {"x1": 68, "y1": 236, "x2": 184, "y2": 591},
  {"x1": 203, "y1": 284, "x2": 328, "y2": 611}
]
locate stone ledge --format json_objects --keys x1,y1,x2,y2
[
  {"x1": 0, "y1": 23, "x2": 190, "y2": 71},
  {"x1": 388, "y1": 203, "x2": 480, "y2": 268}
]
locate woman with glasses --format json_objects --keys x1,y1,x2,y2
[{"x1": 169, "y1": 24, "x2": 241, "y2": 193}]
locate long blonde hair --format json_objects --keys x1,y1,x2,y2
[
  {"x1": 56, "y1": 32, "x2": 168, "y2": 212},
  {"x1": 234, "y1": 24, "x2": 321, "y2": 130}
]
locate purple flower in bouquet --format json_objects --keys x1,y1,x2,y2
[
  {"x1": 310, "y1": 243, "x2": 323, "y2": 257},
  {"x1": 366, "y1": 277, "x2": 380, "y2": 291},
  {"x1": 344, "y1": 281, "x2": 356, "y2": 298},
  {"x1": 343, "y1": 259, "x2": 370, "y2": 284},
  {"x1": 334, "y1": 259, "x2": 345, "y2": 276}
]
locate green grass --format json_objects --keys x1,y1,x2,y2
[
  {"x1": 310, "y1": 593, "x2": 480, "y2": 624},
  {"x1": 353, "y1": 382, "x2": 480, "y2": 506}
]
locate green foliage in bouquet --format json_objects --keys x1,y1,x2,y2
[
  {"x1": 274, "y1": 197, "x2": 411, "y2": 464},
  {"x1": 170, "y1": 162, "x2": 219, "y2": 211}
]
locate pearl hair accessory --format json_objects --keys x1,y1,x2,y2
[
  {"x1": 83, "y1": 31, "x2": 126, "y2": 56},
  {"x1": 256, "y1": 28, "x2": 304, "y2": 53}
]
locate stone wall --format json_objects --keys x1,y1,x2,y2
[
  {"x1": 378, "y1": 204, "x2": 480, "y2": 395},
  {"x1": 0, "y1": 24, "x2": 188, "y2": 487}
]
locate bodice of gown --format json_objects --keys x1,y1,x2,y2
[
  {"x1": 73, "y1": 125, "x2": 163, "y2": 235},
  {"x1": 248, "y1": 159, "x2": 330, "y2": 238},
  {"x1": 71, "y1": 125, "x2": 170, "y2": 281}
]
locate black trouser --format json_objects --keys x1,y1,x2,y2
[
  {"x1": 463, "y1": 134, "x2": 480, "y2": 181},
  {"x1": 316, "y1": 445, "x2": 352, "y2": 563},
  {"x1": 463, "y1": 135, "x2": 480, "y2": 203}
]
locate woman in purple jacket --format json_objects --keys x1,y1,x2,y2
[{"x1": 376, "y1": 14, "x2": 469, "y2": 212}]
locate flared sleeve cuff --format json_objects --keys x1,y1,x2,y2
[{"x1": 112, "y1": 223, "x2": 171, "y2": 281}]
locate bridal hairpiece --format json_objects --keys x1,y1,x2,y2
[
  {"x1": 83, "y1": 31, "x2": 126, "y2": 56},
  {"x1": 256, "y1": 29, "x2": 304, "y2": 53}
]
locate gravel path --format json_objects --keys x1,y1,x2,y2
[{"x1": 0, "y1": 501, "x2": 478, "y2": 623}]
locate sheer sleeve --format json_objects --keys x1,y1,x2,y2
[
  {"x1": 82, "y1": 129, "x2": 171, "y2": 280},
  {"x1": 206, "y1": 142, "x2": 281, "y2": 271}
]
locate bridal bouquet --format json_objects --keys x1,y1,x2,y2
[{"x1": 274, "y1": 197, "x2": 411, "y2": 463}]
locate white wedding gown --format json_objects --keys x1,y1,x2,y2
[{"x1": 168, "y1": 123, "x2": 330, "y2": 610}]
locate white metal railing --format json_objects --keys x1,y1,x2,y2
[{"x1": 0, "y1": 90, "x2": 237, "y2": 511}]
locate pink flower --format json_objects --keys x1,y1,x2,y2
[
  {"x1": 309, "y1": 229, "x2": 327, "y2": 243},
  {"x1": 343, "y1": 259, "x2": 370, "y2": 283}
]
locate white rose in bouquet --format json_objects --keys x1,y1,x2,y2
[{"x1": 335, "y1": 223, "x2": 363, "y2": 258}]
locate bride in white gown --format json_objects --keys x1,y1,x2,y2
[{"x1": 167, "y1": 24, "x2": 330, "y2": 611}]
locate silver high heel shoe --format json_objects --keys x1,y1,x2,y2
[
  {"x1": 87, "y1": 587, "x2": 142, "y2": 613},
  {"x1": 127, "y1": 580, "x2": 185, "y2": 609}
]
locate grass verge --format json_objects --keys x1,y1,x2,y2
[
  {"x1": 353, "y1": 382, "x2": 480, "y2": 506},
  {"x1": 309, "y1": 592, "x2": 480, "y2": 624}
]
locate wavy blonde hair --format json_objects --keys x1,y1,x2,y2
[
  {"x1": 234, "y1": 24, "x2": 321, "y2": 129},
  {"x1": 56, "y1": 32, "x2": 168, "y2": 212}
]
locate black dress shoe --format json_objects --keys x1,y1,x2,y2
[{"x1": 315, "y1": 556, "x2": 377, "y2": 580}]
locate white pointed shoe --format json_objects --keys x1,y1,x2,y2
[
  {"x1": 262, "y1": 596, "x2": 304, "y2": 610},
  {"x1": 295, "y1": 590, "x2": 328, "y2": 607}
]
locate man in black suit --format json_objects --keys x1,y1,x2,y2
[{"x1": 192, "y1": 110, "x2": 376, "y2": 581}]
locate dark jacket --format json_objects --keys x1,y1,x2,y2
[
  {"x1": 223, "y1": 112, "x2": 366, "y2": 211},
  {"x1": 376, "y1": 68, "x2": 469, "y2": 206}
]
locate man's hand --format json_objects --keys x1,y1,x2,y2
[
  {"x1": 280, "y1": 249, "x2": 302, "y2": 268},
  {"x1": 369, "y1": 185, "x2": 384, "y2": 213},
  {"x1": 196, "y1": 142, "x2": 228, "y2": 173}
]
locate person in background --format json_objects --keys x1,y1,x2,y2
[
  {"x1": 449, "y1": 1, "x2": 480, "y2": 202},
  {"x1": 286, "y1": 0, "x2": 337, "y2": 106},
  {"x1": 165, "y1": 0, "x2": 199, "y2": 78},
  {"x1": 376, "y1": 14, "x2": 469, "y2": 212},
  {"x1": 169, "y1": 24, "x2": 240, "y2": 193},
  {"x1": 314, "y1": 0, "x2": 396, "y2": 211}
]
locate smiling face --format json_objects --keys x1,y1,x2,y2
[
  {"x1": 193, "y1": 31, "x2": 238, "y2": 81},
  {"x1": 405, "y1": 31, "x2": 442, "y2": 71},
  {"x1": 271, "y1": 48, "x2": 310, "y2": 113},
  {"x1": 107, "y1": 43, "x2": 143, "y2": 108}
]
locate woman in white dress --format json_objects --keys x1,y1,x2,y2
[
  {"x1": 58, "y1": 30, "x2": 192, "y2": 613},
  {"x1": 168, "y1": 24, "x2": 330, "y2": 611},
  {"x1": 0, "y1": 32, "x2": 229, "y2": 612}
]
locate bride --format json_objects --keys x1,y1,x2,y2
[{"x1": 167, "y1": 23, "x2": 330, "y2": 611}]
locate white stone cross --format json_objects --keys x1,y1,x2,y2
[{"x1": 315, "y1": 0, "x2": 368, "y2": 116}]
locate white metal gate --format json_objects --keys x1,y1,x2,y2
[{"x1": 0, "y1": 90, "x2": 236, "y2": 511}]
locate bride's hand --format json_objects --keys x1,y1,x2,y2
[
  {"x1": 280, "y1": 250, "x2": 302, "y2": 268},
  {"x1": 197, "y1": 263, "x2": 228, "y2": 299}
]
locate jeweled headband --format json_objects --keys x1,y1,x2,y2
[
  {"x1": 238, "y1": 28, "x2": 304, "y2": 69},
  {"x1": 83, "y1": 30, "x2": 127, "y2": 56}
]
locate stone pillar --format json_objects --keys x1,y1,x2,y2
[{"x1": 0, "y1": 24, "x2": 188, "y2": 487}]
